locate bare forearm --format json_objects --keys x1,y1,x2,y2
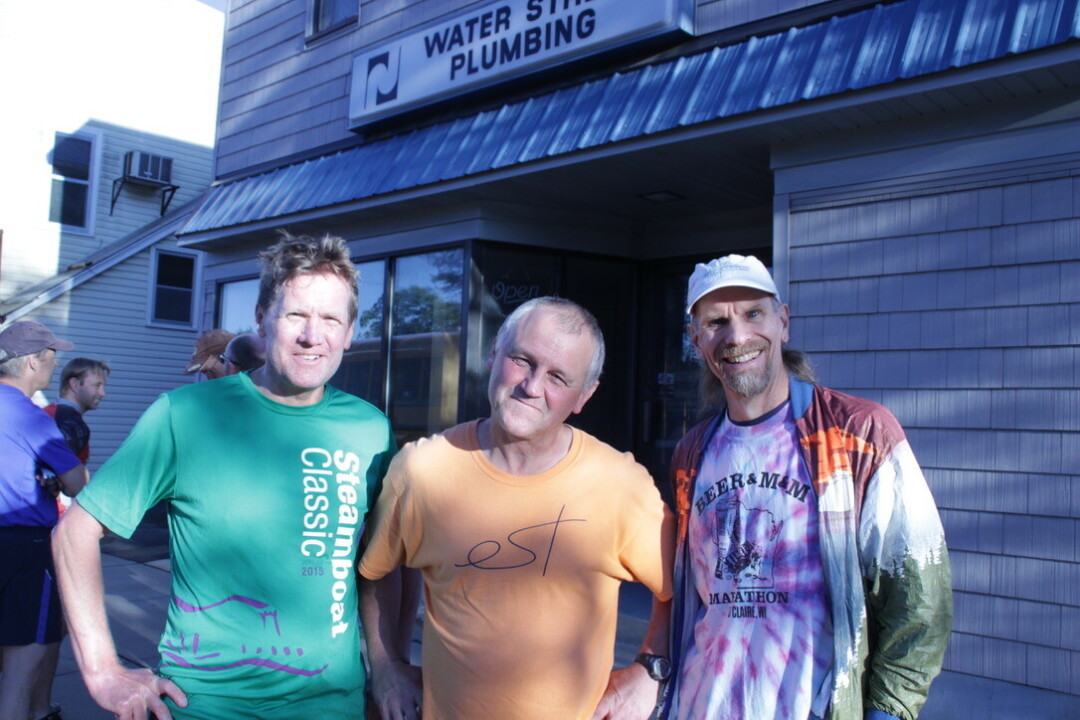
[
  {"x1": 360, "y1": 568, "x2": 416, "y2": 664},
  {"x1": 360, "y1": 568, "x2": 424, "y2": 720},
  {"x1": 52, "y1": 503, "x2": 121, "y2": 676},
  {"x1": 639, "y1": 597, "x2": 671, "y2": 655}
]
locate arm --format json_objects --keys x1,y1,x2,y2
[
  {"x1": 52, "y1": 503, "x2": 187, "y2": 720},
  {"x1": 56, "y1": 463, "x2": 88, "y2": 496},
  {"x1": 591, "y1": 596, "x2": 671, "y2": 720},
  {"x1": 359, "y1": 568, "x2": 422, "y2": 720},
  {"x1": 860, "y1": 441, "x2": 952, "y2": 720}
]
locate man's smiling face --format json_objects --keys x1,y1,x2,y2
[
  {"x1": 256, "y1": 271, "x2": 354, "y2": 406},
  {"x1": 689, "y1": 286, "x2": 790, "y2": 407}
]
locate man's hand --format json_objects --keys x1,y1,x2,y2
[
  {"x1": 38, "y1": 471, "x2": 61, "y2": 497},
  {"x1": 83, "y1": 665, "x2": 187, "y2": 720},
  {"x1": 591, "y1": 662, "x2": 659, "y2": 720},
  {"x1": 368, "y1": 659, "x2": 422, "y2": 720}
]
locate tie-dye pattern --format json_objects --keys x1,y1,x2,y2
[
  {"x1": 665, "y1": 379, "x2": 952, "y2": 720},
  {"x1": 676, "y1": 405, "x2": 832, "y2": 720}
]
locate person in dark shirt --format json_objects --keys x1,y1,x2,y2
[{"x1": 43, "y1": 357, "x2": 109, "y2": 463}]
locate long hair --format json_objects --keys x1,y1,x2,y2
[{"x1": 698, "y1": 346, "x2": 816, "y2": 415}]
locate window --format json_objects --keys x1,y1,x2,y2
[
  {"x1": 151, "y1": 250, "x2": 199, "y2": 326},
  {"x1": 332, "y1": 260, "x2": 387, "y2": 408},
  {"x1": 219, "y1": 278, "x2": 260, "y2": 334},
  {"x1": 330, "y1": 250, "x2": 464, "y2": 442},
  {"x1": 389, "y1": 249, "x2": 464, "y2": 442},
  {"x1": 309, "y1": 0, "x2": 357, "y2": 36},
  {"x1": 49, "y1": 132, "x2": 95, "y2": 231}
]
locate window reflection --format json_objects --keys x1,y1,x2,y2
[
  {"x1": 390, "y1": 249, "x2": 463, "y2": 442},
  {"x1": 219, "y1": 278, "x2": 259, "y2": 334},
  {"x1": 334, "y1": 260, "x2": 387, "y2": 408}
]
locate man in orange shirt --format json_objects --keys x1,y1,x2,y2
[{"x1": 360, "y1": 297, "x2": 674, "y2": 720}]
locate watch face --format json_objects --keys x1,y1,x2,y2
[{"x1": 637, "y1": 653, "x2": 672, "y2": 681}]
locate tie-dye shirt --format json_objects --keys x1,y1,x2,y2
[{"x1": 676, "y1": 401, "x2": 833, "y2": 720}]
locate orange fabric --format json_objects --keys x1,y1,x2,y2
[
  {"x1": 361, "y1": 420, "x2": 673, "y2": 720},
  {"x1": 798, "y1": 426, "x2": 882, "y2": 488}
]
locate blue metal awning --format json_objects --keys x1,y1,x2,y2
[{"x1": 181, "y1": 0, "x2": 1080, "y2": 236}]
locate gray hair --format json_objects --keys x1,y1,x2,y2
[
  {"x1": 494, "y1": 297, "x2": 606, "y2": 386},
  {"x1": 698, "y1": 347, "x2": 817, "y2": 415},
  {"x1": 0, "y1": 350, "x2": 45, "y2": 380},
  {"x1": 257, "y1": 231, "x2": 359, "y2": 324}
]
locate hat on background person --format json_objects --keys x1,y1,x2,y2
[
  {"x1": 185, "y1": 329, "x2": 236, "y2": 374},
  {"x1": 0, "y1": 320, "x2": 75, "y2": 362},
  {"x1": 685, "y1": 254, "x2": 780, "y2": 314}
]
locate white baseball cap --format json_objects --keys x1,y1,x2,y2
[{"x1": 685, "y1": 254, "x2": 779, "y2": 314}]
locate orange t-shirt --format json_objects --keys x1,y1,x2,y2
[{"x1": 360, "y1": 420, "x2": 674, "y2": 720}]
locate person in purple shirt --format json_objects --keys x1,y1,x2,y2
[{"x1": 0, "y1": 321, "x2": 88, "y2": 720}]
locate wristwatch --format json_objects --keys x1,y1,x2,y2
[{"x1": 634, "y1": 652, "x2": 672, "y2": 682}]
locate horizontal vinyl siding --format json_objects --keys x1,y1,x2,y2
[
  {"x1": 217, "y1": 0, "x2": 496, "y2": 176},
  {"x1": 56, "y1": 122, "x2": 213, "y2": 273},
  {"x1": 21, "y1": 238, "x2": 201, "y2": 474},
  {"x1": 782, "y1": 135, "x2": 1080, "y2": 696}
]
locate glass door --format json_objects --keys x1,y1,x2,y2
[{"x1": 635, "y1": 261, "x2": 705, "y2": 503}]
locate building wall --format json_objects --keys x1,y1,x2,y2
[
  {"x1": 216, "y1": 0, "x2": 845, "y2": 178},
  {"x1": 3, "y1": 120, "x2": 215, "y2": 473},
  {"x1": 58, "y1": 120, "x2": 215, "y2": 273},
  {"x1": 0, "y1": 120, "x2": 213, "y2": 301},
  {"x1": 0, "y1": 0, "x2": 223, "y2": 296},
  {"x1": 18, "y1": 235, "x2": 204, "y2": 473},
  {"x1": 774, "y1": 110, "x2": 1080, "y2": 697},
  {"x1": 0, "y1": 0, "x2": 224, "y2": 471}
]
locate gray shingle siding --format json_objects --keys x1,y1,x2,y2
[{"x1": 777, "y1": 116, "x2": 1079, "y2": 697}]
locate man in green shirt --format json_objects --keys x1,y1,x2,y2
[{"x1": 53, "y1": 233, "x2": 405, "y2": 719}]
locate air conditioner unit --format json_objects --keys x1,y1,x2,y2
[{"x1": 123, "y1": 150, "x2": 173, "y2": 186}]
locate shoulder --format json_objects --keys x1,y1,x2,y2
[
  {"x1": 573, "y1": 429, "x2": 657, "y2": 488},
  {"x1": 54, "y1": 404, "x2": 85, "y2": 424},
  {"x1": 388, "y1": 421, "x2": 471, "y2": 475},
  {"x1": 802, "y1": 384, "x2": 908, "y2": 452},
  {"x1": 576, "y1": 429, "x2": 639, "y2": 464},
  {"x1": 5, "y1": 392, "x2": 58, "y2": 433},
  {"x1": 673, "y1": 415, "x2": 719, "y2": 463},
  {"x1": 325, "y1": 384, "x2": 382, "y2": 413},
  {"x1": 161, "y1": 377, "x2": 218, "y2": 408},
  {"x1": 324, "y1": 385, "x2": 392, "y2": 425}
]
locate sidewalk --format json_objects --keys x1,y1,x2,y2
[
  {"x1": 52, "y1": 551, "x2": 171, "y2": 720},
  {"x1": 52, "y1": 544, "x2": 655, "y2": 718},
  {"x1": 54, "y1": 549, "x2": 1080, "y2": 720}
]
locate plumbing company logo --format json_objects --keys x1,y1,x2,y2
[
  {"x1": 349, "y1": 0, "x2": 690, "y2": 128},
  {"x1": 364, "y1": 48, "x2": 400, "y2": 109}
]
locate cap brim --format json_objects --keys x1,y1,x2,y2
[
  {"x1": 686, "y1": 281, "x2": 779, "y2": 314},
  {"x1": 52, "y1": 339, "x2": 75, "y2": 351}
]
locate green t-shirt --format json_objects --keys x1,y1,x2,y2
[{"x1": 78, "y1": 373, "x2": 396, "y2": 719}]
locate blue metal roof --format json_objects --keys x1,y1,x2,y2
[{"x1": 182, "y1": 0, "x2": 1080, "y2": 236}]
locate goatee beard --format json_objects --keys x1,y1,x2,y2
[{"x1": 716, "y1": 346, "x2": 772, "y2": 399}]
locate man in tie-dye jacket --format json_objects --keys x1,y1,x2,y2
[{"x1": 660, "y1": 255, "x2": 951, "y2": 720}]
